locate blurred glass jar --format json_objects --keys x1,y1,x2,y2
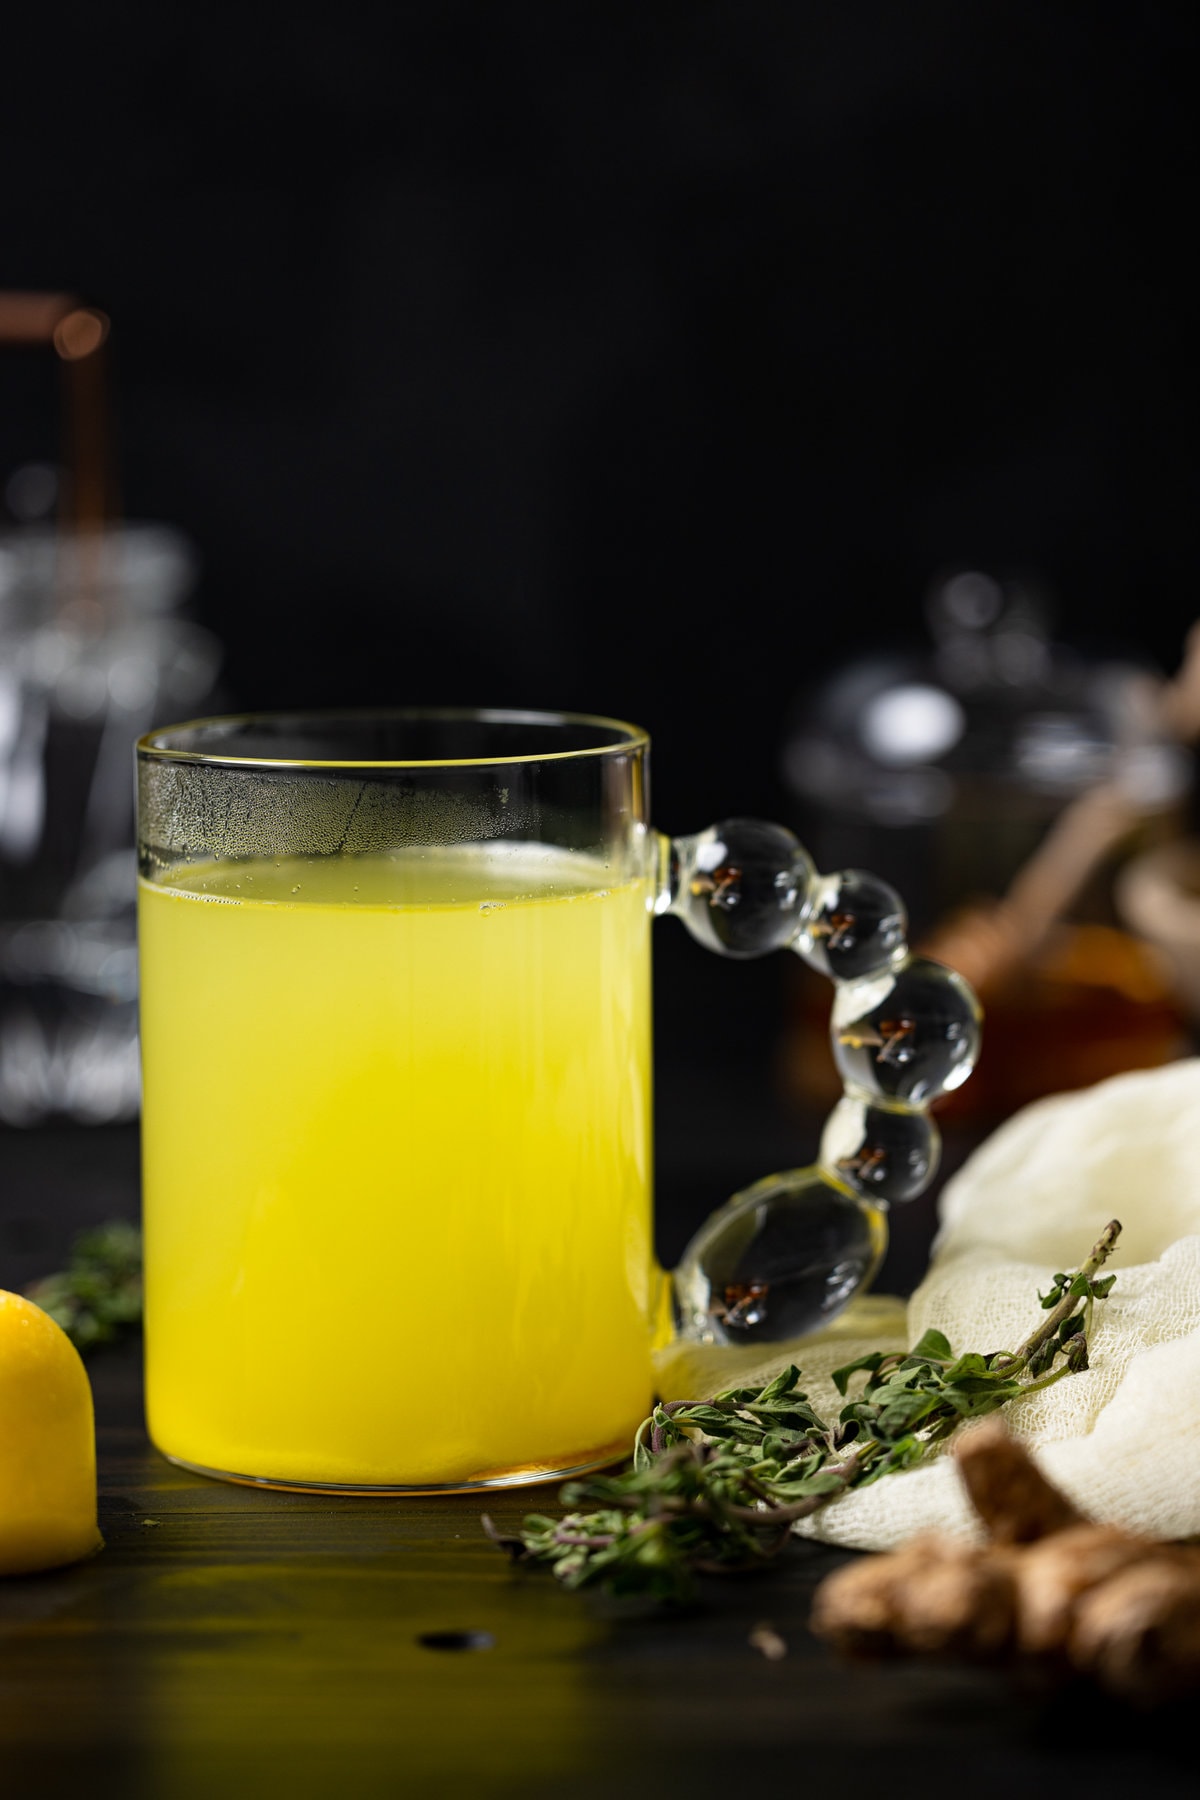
[
  {"x1": 0, "y1": 524, "x2": 221, "y2": 1124},
  {"x1": 780, "y1": 572, "x2": 1190, "y2": 1119}
]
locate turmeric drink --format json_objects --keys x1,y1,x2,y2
[{"x1": 138, "y1": 847, "x2": 655, "y2": 1489}]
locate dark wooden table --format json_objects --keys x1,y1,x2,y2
[
  {"x1": 3, "y1": 1107, "x2": 1196, "y2": 1798},
  {"x1": 3, "y1": 1340, "x2": 1196, "y2": 1800}
]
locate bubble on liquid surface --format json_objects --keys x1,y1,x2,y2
[
  {"x1": 671, "y1": 819, "x2": 815, "y2": 958},
  {"x1": 673, "y1": 1167, "x2": 887, "y2": 1346},
  {"x1": 794, "y1": 869, "x2": 908, "y2": 982},
  {"x1": 819, "y1": 1095, "x2": 940, "y2": 1203},
  {"x1": 831, "y1": 955, "x2": 981, "y2": 1106}
]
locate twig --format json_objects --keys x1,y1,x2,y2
[
  {"x1": 492, "y1": 1229, "x2": 1121, "y2": 1602},
  {"x1": 996, "y1": 1219, "x2": 1122, "y2": 1373}
]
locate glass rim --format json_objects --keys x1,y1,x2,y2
[{"x1": 137, "y1": 706, "x2": 650, "y2": 771}]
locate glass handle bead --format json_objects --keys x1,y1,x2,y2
[{"x1": 660, "y1": 819, "x2": 982, "y2": 1345}]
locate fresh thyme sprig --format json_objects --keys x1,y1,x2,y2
[
  {"x1": 23, "y1": 1221, "x2": 143, "y2": 1353},
  {"x1": 485, "y1": 1221, "x2": 1122, "y2": 1603}
]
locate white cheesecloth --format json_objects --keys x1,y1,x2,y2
[{"x1": 653, "y1": 1059, "x2": 1200, "y2": 1550}]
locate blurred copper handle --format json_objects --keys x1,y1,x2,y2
[{"x1": 0, "y1": 290, "x2": 115, "y2": 528}]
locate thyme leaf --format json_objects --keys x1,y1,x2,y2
[{"x1": 23, "y1": 1221, "x2": 143, "y2": 1353}]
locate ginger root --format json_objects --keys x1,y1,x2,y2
[
  {"x1": 810, "y1": 1532, "x2": 1016, "y2": 1660},
  {"x1": 810, "y1": 1420, "x2": 1200, "y2": 1703},
  {"x1": 1071, "y1": 1556, "x2": 1200, "y2": 1703},
  {"x1": 953, "y1": 1417, "x2": 1083, "y2": 1544}
]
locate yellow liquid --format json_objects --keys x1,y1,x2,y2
[{"x1": 139, "y1": 847, "x2": 655, "y2": 1488}]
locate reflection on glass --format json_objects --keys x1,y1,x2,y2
[{"x1": 0, "y1": 525, "x2": 220, "y2": 1124}]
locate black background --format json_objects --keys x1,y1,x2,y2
[
  {"x1": 4, "y1": 1, "x2": 1196, "y2": 821},
  {"x1": 3, "y1": 1, "x2": 1197, "y2": 1257}
]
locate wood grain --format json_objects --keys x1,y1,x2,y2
[{"x1": 0, "y1": 1341, "x2": 1195, "y2": 1800}]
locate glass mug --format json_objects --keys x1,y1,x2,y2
[{"x1": 136, "y1": 710, "x2": 980, "y2": 1493}]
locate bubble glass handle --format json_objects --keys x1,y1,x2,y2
[{"x1": 659, "y1": 819, "x2": 982, "y2": 1346}]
